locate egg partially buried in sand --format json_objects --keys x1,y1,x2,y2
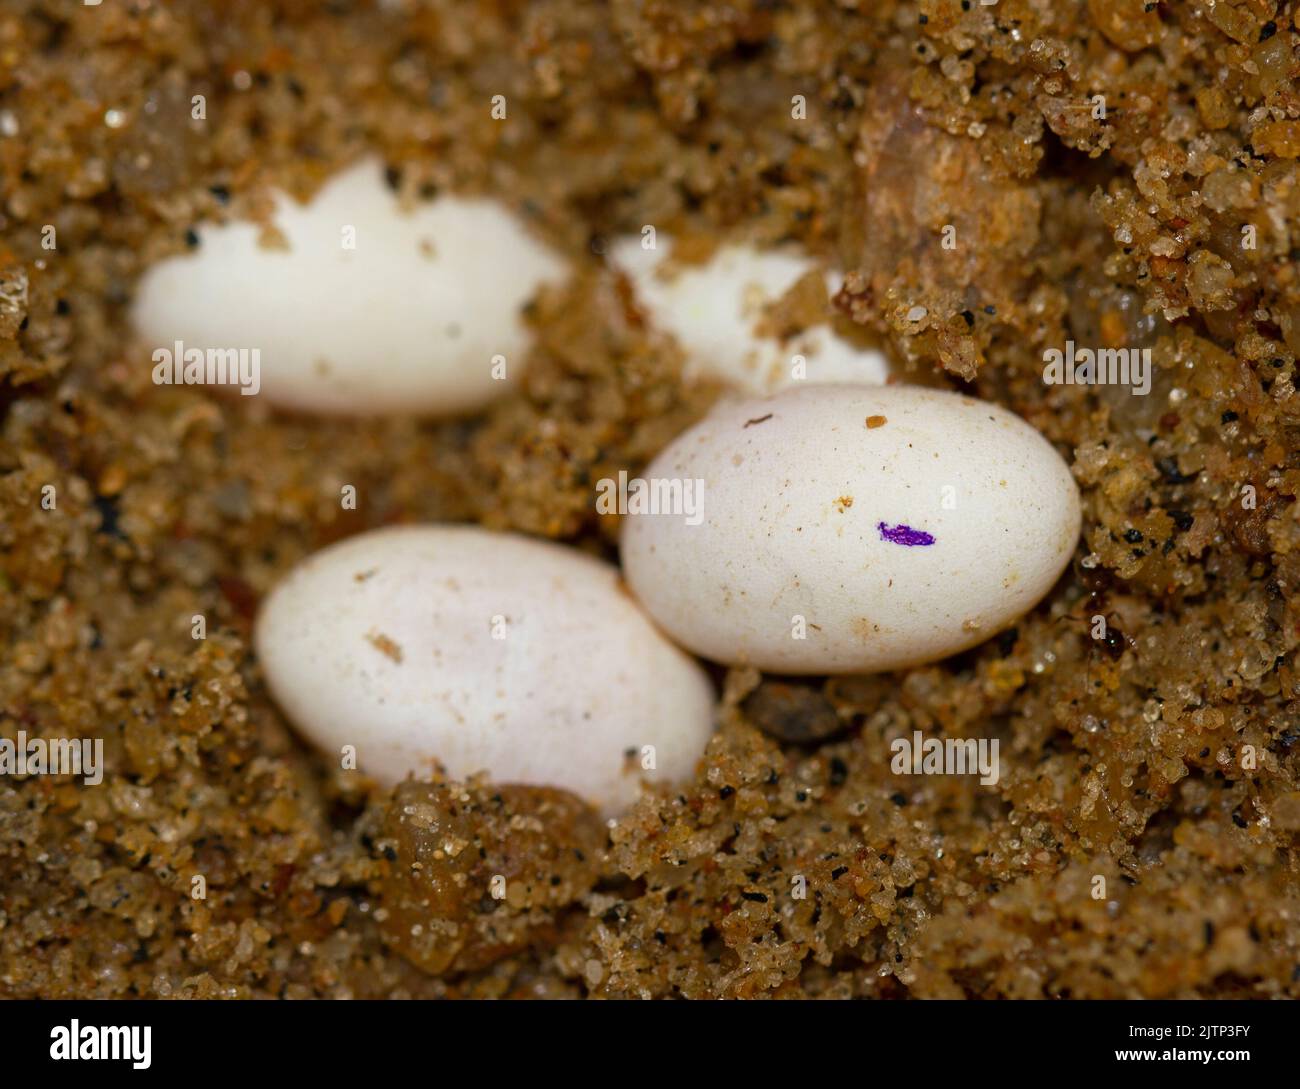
[
  {"x1": 620, "y1": 384, "x2": 1081, "y2": 674},
  {"x1": 132, "y1": 158, "x2": 565, "y2": 415},
  {"x1": 609, "y1": 236, "x2": 889, "y2": 394},
  {"x1": 254, "y1": 526, "x2": 715, "y2": 815}
]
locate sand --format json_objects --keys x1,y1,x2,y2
[{"x1": 1, "y1": 0, "x2": 1298, "y2": 998}]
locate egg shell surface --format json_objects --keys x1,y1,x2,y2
[
  {"x1": 132, "y1": 158, "x2": 565, "y2": 415},
  {"x1": 609, "y1": 236, "x2": 889, "y2": 394},
  {"x1": 620, "y1": 384, "x2": 1081, "y2": 674},
  {"x1": 254, "y1": 526, "x2": 715, "y2": 814}
]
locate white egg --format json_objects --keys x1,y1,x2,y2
[
  {"x1": 608, "y1": 235, "x2": 889, "y2": 393},
  {"x1": 254, "y1": 525, "x2": 714, "y2": 814},
  {"x1": 620, "y1": 384, "x2": 1081, "y2": 674},
  {"x1": 132, "y1": 158, "x2": 565, "y2": 415}
]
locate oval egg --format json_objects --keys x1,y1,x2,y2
[
  {"x1": 609, "y1": 236, "x2": 889, "y2": 394},
  {"x1": 254, "y1": 525, "x2": 715, "y2": 814},
  {"x1": 620, "y1": 384, "x2": 1081, "y2": 674},
  {"x1": 132, "y1": 158, "x2": 565, "y2": 415}
]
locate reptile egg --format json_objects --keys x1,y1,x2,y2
[
  {"x1": 132, "y1": 157, "x2": 565, "y2": 415},
  {"x1": 620, "y1": 383, "x2": 1081, "y2": 674},
  {"x1": 254, "y1": 525, "x2": 714, "y2": 814},
  {"x1": 609, "y1": 236, "x2": 889, "y2": 393}
]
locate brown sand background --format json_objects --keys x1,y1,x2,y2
[{"x1": 2, "y1": 0, "x2": 1299, "y2": 998}]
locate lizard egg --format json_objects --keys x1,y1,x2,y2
[
  {"x1": 132, "y1": 157, "x2": 565, "y2": 415},
  {"x1": 620, "y1": 383, "x2": 1081, "y2": 674},
  {"x1": 609, "y1": 235, "x2": 889, "y2": 394},
  {"x1": 254, "y1": 525, "x2": 715, "y2": 814}
]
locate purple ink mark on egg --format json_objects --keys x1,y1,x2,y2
[{"x1": 877, "y1": 521, "x2": 935, "y2": 547}]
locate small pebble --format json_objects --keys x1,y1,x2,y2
[
  {"x1": 609, "y1": 236, "x2": 889, "y2": 393},
  {"x1": 254, "y1": 525, "x2": 714, "y2": 814},
  {"x1": 621, "y1": 384, "x2": 1081, "y2": 673},
  {"x1": 742, "y1": 680, "x2": 843, "y2": 744},
  {"x1": 132, "y1": 157, "x2": 565, "y2": 415}
]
